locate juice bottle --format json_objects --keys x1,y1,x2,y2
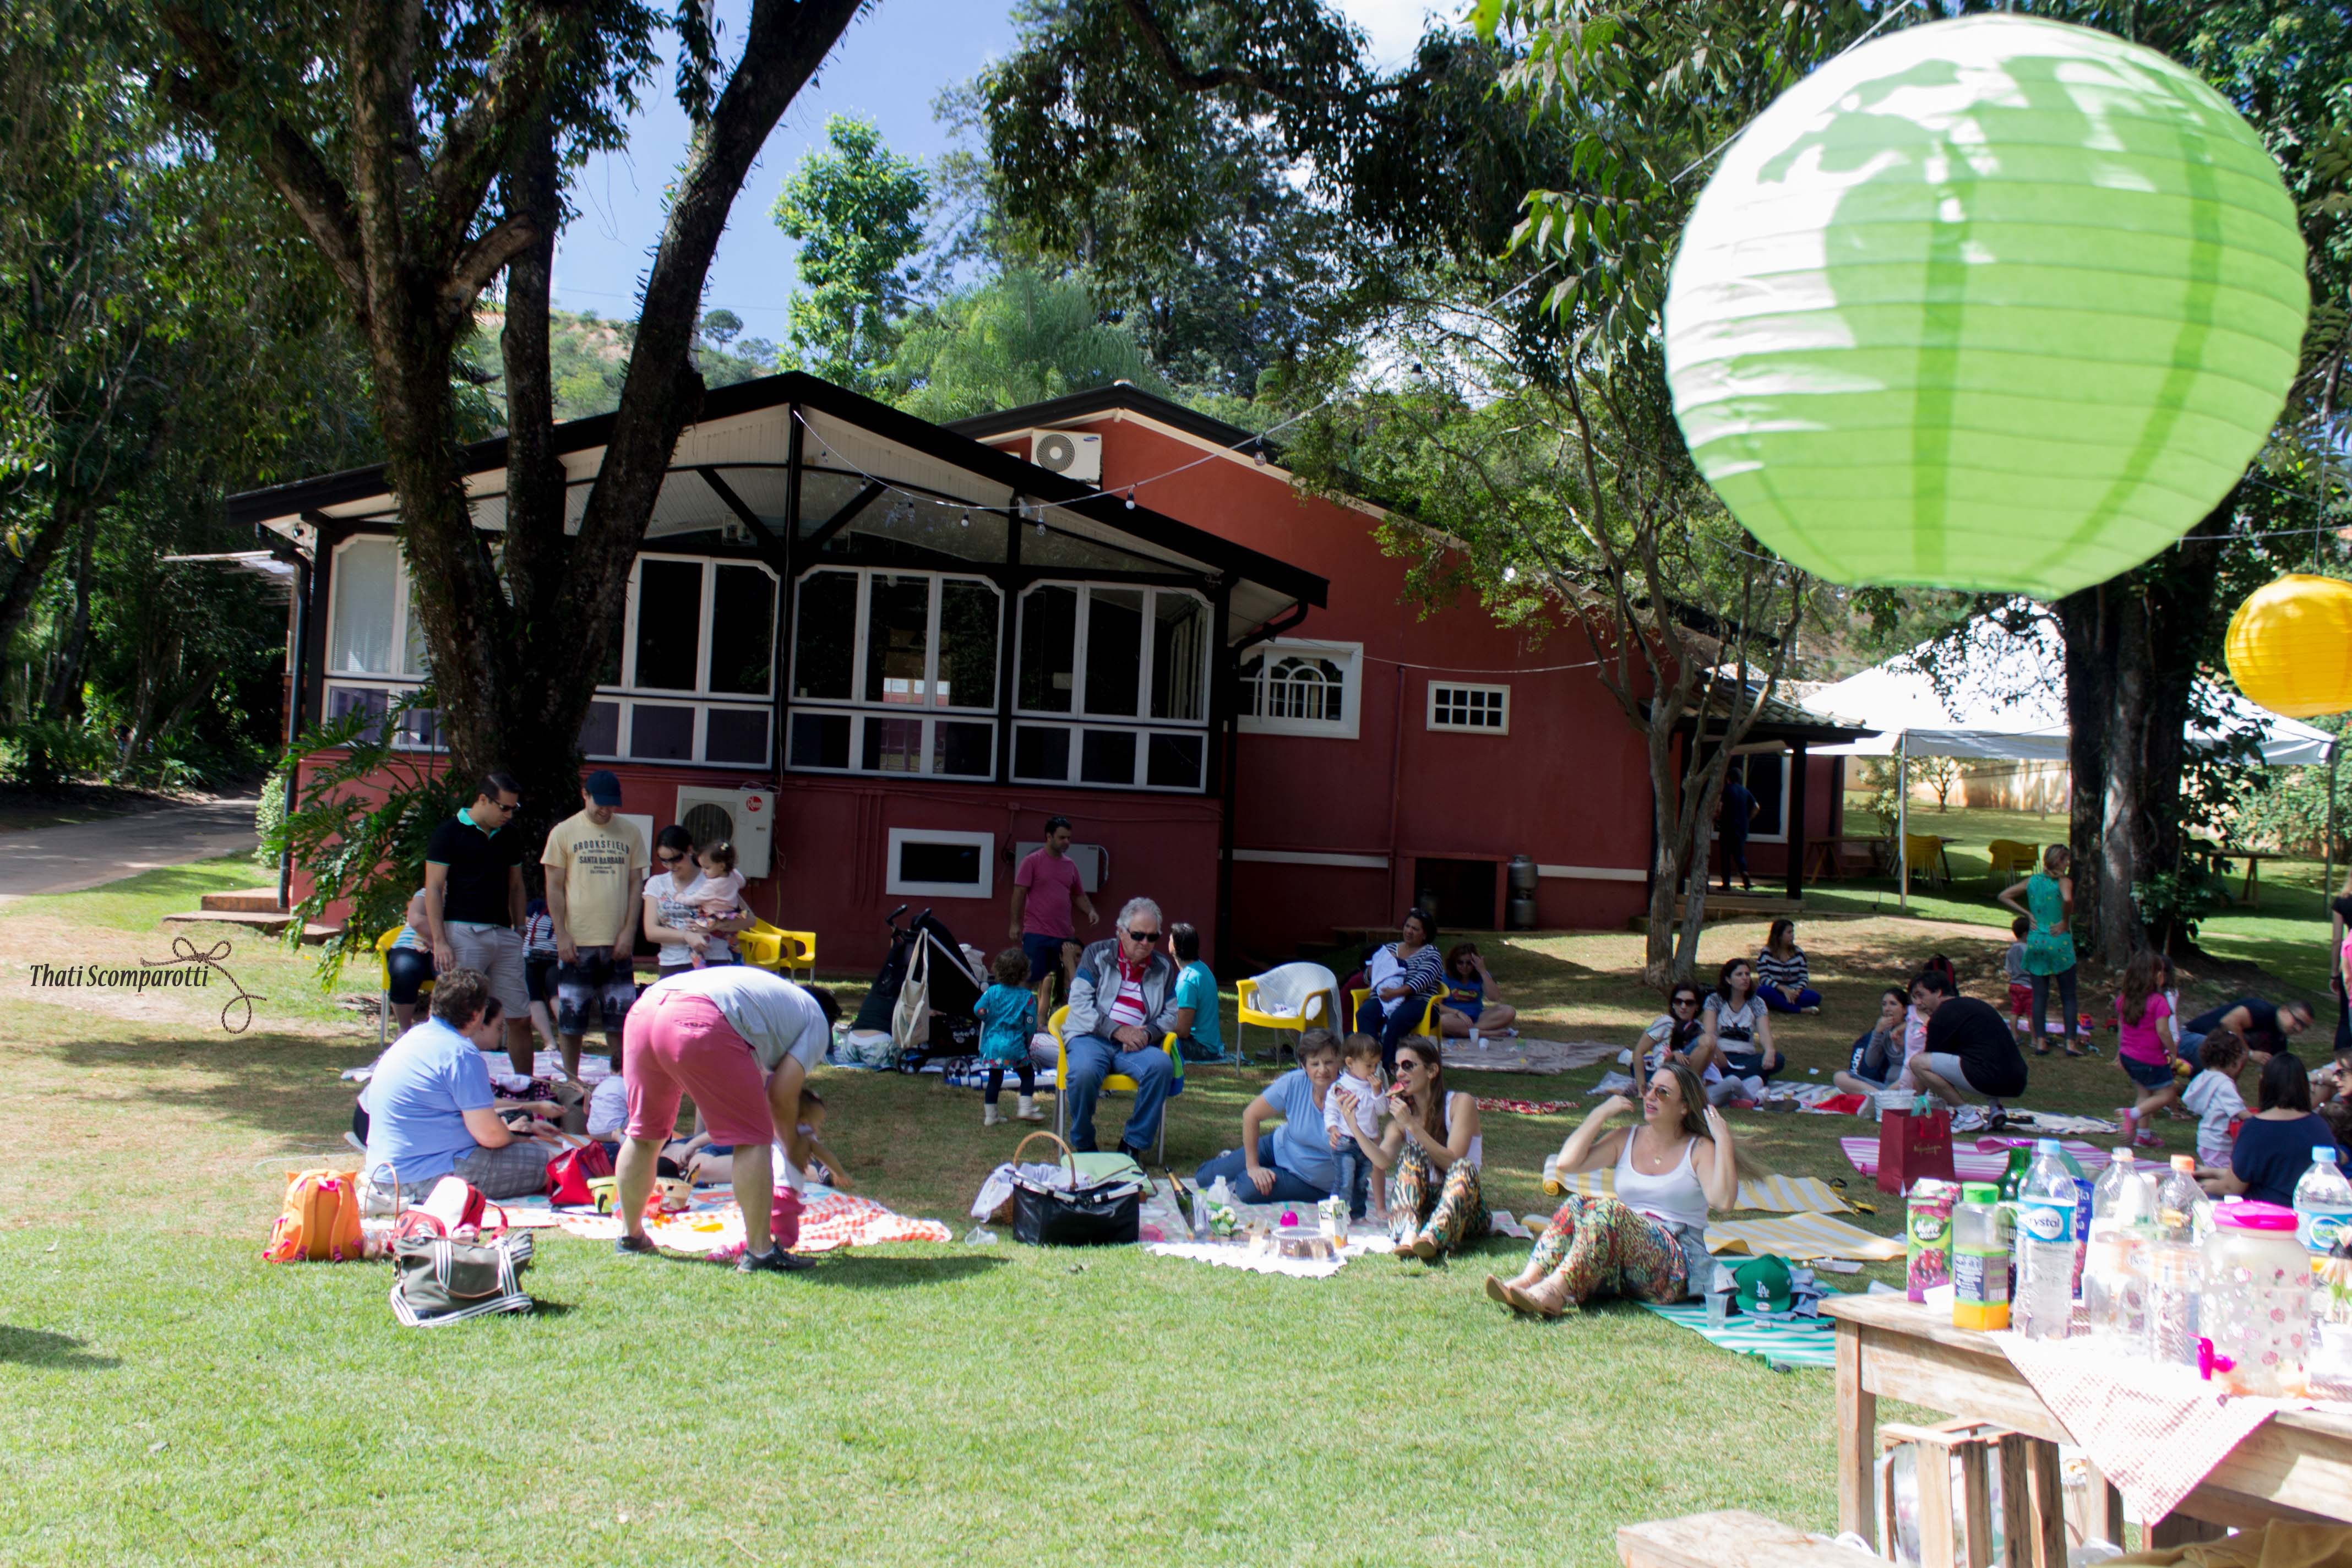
[{"x1": 1952, "y1": 1182, "x2": 2011, "y2": 1331}]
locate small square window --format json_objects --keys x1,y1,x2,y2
[
  {"x1": 1080, "y1": 729, "x2": 1137, "y2": 786},
  {"x1": 1012, "y1": 725, "x2": 1071, "y2": 782},
  {"x1": 1427, "y1": 683, "x2": 1510, "y2": 734},
  {"x1": 1146, "y1": 732, "x2": 1205, "y2": 790},
  {"x1": 885, "y1": 828, "x2": 995, "y2": 899},
  {"x1": 580, "y1": 701, "x2": 621, "y2": 758},
  {"x1": 629, "y1": 703, "x2": 696, "y2": 760},
  {"x1": 705, "y1": 709, "x2": 770, "y2": 765},
  {"x1": 790, "y1": 711, "x2": 851, "y2": 770}
]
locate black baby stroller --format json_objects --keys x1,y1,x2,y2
[{"x1": 848, "y1": 905, "x2": 987, "y2": 1068}]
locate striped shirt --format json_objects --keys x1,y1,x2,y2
[
  {"x1": 1755, "y1": 947, "x2": 1809, "y2": 993},
  {"x1": 1368, "y1": 943, "x2": 1444, "y2": 1016}
]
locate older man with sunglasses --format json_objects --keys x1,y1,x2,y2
[{"x1": 1060, "y1": 896, "x2": 1182, "y2": 1158}]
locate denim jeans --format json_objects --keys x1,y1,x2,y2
[
  {"x1": 1194, "y1": 1134, "x2": 1331, "y2": 1204},
  {"x1": 1332, "y1": 1145, "x2": 1371, "y2": 1219},
  {"x1": 1061, "y1": 1032, "x2": 1174, "y2": 1153},
  {"x1": 1355, "y1": 993, "x2": 1427, "y2": 1075}
]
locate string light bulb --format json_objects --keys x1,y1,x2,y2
[
  {"x1": 1502, "y1": 566, "x2": 1517, "y2": 583},
  {"x1": 959, "y1": 510, "x2": 970, "y2": 527},
  {"x1": 1125, "y1": 487, "x2": 1137, "y2": 509}
]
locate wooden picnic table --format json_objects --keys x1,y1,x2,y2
[
  {"x1": 1823, "y1": 1293, "x2": 2352, "y2": 1549},
  {"x1": 2185, "y1": 842, "x2": 2278, "y2": 908},
  {"x1": 1804, "y1": 835, "x2": 1889, "y2": 881}
]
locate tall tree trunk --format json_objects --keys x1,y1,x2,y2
[
  {"x1": 2135, "y1": 497, "x2": 2235, "y2": 952},
  {"x1": 2099, "y1": 597, "x2": 2151, "y2": 966},
  {"x1": 0, "y1": 489, "x2": 85, "y2": 660},
  {"x1": 2058, "y1": 584, "x2": 2111, "y2": 951},
  {"x1": 39, "y1": 503, "x2": 100, "y2": 718}
]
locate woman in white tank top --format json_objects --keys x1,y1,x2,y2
[
  {"x1": 1486, "y1": 1059, "x2": 1739, "y2": 1318},
  {"x1": 1350, "y1": 1037, "x2": 1487, "y2": 1260}
]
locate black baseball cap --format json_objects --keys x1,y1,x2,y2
[{"x1": 583, "y1": 770, "x2": 623, "y2": 805}]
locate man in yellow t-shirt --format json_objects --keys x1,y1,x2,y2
[{"x1": 541, "y1": 770, "x2": 647, "y2": 1079}]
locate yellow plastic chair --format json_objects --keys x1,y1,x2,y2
[
  {"x1": 375, "y1": 926, "x2": 433, "y2": 1048},
  {"x1": 1048, "y1": 1003, "x2": 1183, "y2": 1164},
  {"x1": 1234, "y1": 962, "x2": 1340, "y2": 1065},
  {"x1": 1348, "y1": 987, "x2": 1440, "y2": 1040},
  {"x1": 734, "y1": 916, "x2": 815, "y2": 981},
  {"x1": 1984, "y1": 839, "x2": 2037, "y2": 886},
  {"x1": 1902, "y1": 834, "x2": 1953, "y2": 892}
]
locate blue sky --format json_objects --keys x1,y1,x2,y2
[{"x1": 548, "y1": 1, "x2": 1455, "y2": 325}]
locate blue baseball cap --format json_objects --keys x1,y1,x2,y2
[{"x1": 583, "y1": 769, "x2": 623, "y2": 805}]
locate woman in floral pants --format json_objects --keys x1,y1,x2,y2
[
  {"x1": 1346, "y1": 1037, "x2": 1487, "y2": 1259},
  {"x1": 1488, "y1": 1059, "x2": 1737, "y2": 1316}
]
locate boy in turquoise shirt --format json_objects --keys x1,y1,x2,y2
[{"x1": 1169, "y1": 922, "x2": 1225, "y2": 1062}]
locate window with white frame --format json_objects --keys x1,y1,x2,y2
[
  {"x1": 1009, "y1": 584, "x2": 1213, "y2": 791},
  {"x1": 787, "y1": 567, "x2": 1004, "y2": 781},
  {"x1": 1237, "y1": 639, "x2": 1361, "y2": 739},
  {"x1": 1734, "y1": 747, "x2": 1790, "y2": 842},
  {"x1": 1427, "y1": 682, "x2": 1509, "y2": 734},
  {"x1": 322, "y1": 536, "x2": 438, "y2": 749},
  {"x1": 884, "y1": 828, "x2": 996, "y2": 899},
  {"x1": 585, "y1": 553, "x2": 779, "y2": 767}
]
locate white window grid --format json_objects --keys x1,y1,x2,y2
[
  {"x1": 1011, "y1": 582, "x2": 1213, "y2": 726},
  {"x1": 1427, "y1": 681, "x2": 1510, "y2": 734},
  {"x1": 781, "y1": 710, "x2": 999, "y2": 781},
  {"x1": 1006, "y1": 721, "x2": 1209, "y2": 792},
  {"x1": 787, "y1": 568, "x2": 1004, "y2": 714},
  {"x1": 1236, "y1": 639, "x2": 1362, "y2": 739},
  {"x1": 320, "y1": 540, "x2": 781, "y2": 766},
  {"x1": 618, "y1": 552, "x2": 780, "y2": 698}
]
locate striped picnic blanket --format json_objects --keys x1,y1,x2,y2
[
  {"x1": 1641, "y1": 1302, "x2": 1837, "y2": 1371},
  {"x1": 1839, "y1": 1136, "x2": 2110, "y2": 1182},
  {"x1": 1555, "y1": 1169, "x2": 1851, "y2": 1215},
  {"x1": 1706, "y1": 1213, "x2": 1906, "y2": 1262}
]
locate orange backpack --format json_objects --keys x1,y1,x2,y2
[{"x1": 263, "y1": 1168, "x2": 368, "y2": 1262}]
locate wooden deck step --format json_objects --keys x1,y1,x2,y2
[
  {"x1": 162, "y1": 910, "x2": 342, "y2": 945},
  {"x1": 199, "y1": 888, "x2": 286, "y2": 914},
  {"x1": 1618, "y1": 1510, "x2": 1875, "y2": 1568}
]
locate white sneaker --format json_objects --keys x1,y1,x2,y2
[{"x1": 983, "y1": 1104, "x2": 1003, "y2": 1127}]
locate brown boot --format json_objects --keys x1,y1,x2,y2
[{"x1": 1504, "y1": 1269, "x2": 1574, "y2": 1319}]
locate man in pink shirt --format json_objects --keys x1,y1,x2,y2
[{"x1": 1009, "y1": 815, "x2": 1098, "y2": 1010}]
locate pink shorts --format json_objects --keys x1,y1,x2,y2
[
  {"x1": 620, "y1": 990, "x2": 777, "y2": 1148},
  {"x1": 2007, "y1": 982, "x2": 2034, "y2": 1017}
]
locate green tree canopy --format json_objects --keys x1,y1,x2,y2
[
  {"x1": 772, "y1": 114, "x2": 930, "y2": 391},
  {"x1": 884, "y1": 268, "x2": 1163, "y2": 422}
]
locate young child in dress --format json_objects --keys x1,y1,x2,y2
[
  {"x1": 2114, "y1": 948, "x2": 2180, "y2": 1147},
  {"x1": 686, "y1": 840, "x2": 747, "y2": 969},
  {"x1": 1324, "y1": 1032, "x2": 1387, "y2": 1221},
  {"x1": 975, "y1": 947, "x2": 1044, "y2": 1127},
  {"x1": 2182, "y1": 1029, "x2": 2250, "y2": 1170},
  {"x1": 2005, "y1": 916, "x2": 2032, "y2": 1032}
]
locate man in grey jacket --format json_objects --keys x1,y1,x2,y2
[{"x1": 1062, "y1": 896, "x2": 1181, "y2": 1156}]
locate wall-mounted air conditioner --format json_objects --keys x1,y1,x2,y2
[
  {"x1": 1031, "y1": 429, "x2": 1103, "y2": 485},
  {"x1": 674, "y1": 786, "x2": 775, "y2": 878}
]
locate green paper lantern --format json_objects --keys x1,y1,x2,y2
[{"x1": 1664, "y1": 15, "x2": 2309, "y2": 599}]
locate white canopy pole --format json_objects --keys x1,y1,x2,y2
[{"x1": 1897, "y1": 734, "x2": 1909, "y2": 913}]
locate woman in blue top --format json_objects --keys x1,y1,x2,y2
[
  {"x1": 975, "y1": 948, "x2": 1044, "y2": 1127},
  {"x1": 1194, "y1": 1028, "x2": 1344, "y2": 1202},
  {"x1": 2213, "y1": 1052, "x2": 2347, "y2": 1206},
  {"x1": 1437, "y1": 942, "x2": 1520, "y2": 1037}
]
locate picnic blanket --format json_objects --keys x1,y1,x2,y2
[
  {"x1": 1997, "y1": 1320, "x2": 2352, "y2": 1527},
  {"x1": 1642, "y1": 1301, "x2": 1838, "y2": 1371},
  {"x1": 1549, "y1": 1168, "x2": 1853, "y2": 1215},
  {"x1": 1840, "y1": 1135, "x2": 2110, "y2": 1183},
  {"x1": 1477, "y1": 1097, "x2": 1580, "y2": 1115},
  {"x1": 1441, "y1": 1038, "x2": 1617, "y2": 1075},
  {"x1": 557, "y1": 1189, "x2": 949, "y2": 1256},
  {"x1": 1706, "y1": 1213, "x2": 1905, "y2": 1262}
]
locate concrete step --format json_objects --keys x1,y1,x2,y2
[
  {"x1": 200, "y1": 888, "x2": 286, "y2": 914},
  {"x1": 162, "y1": 909, "x2": 341, "y2": 945}
]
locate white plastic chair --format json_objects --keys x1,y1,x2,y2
[{"x1": 1233, "y1": 962, "x2": 1341, "y2": 1065}]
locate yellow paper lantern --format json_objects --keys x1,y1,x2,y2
[
  {"x1": 1664, "y1": 15, "x2": 2310, "y2": 598},
  {"x1": 2224, "y1": 575, "x2": 2352, "y2": 719}
]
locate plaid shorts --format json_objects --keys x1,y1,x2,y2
[
  {"x1": 554, "y1": 946, "x2": 638, "y2": 1036},
  {"x1": 443, "y1": 923, "x2": 527, "y2": 1019},
  {"x1": 451, "y1": 1137, "x2": 556, "y2": 1201}
]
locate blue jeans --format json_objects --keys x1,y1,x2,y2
[
  {"x1": 1195, "y1": 1135, "x2": 1331, "y2": 1204},
  {"x1": 1760, "y1": 985, "x2": 1821, "y2": 1014},
  {"x1": 1332, "y1": 1145, "x2": 1371, "y2": 1219},
  {"x1": 1355, "y1": 993, "x2": 1425, "y2": 1075},
  {"x1": 1061, "y1": 1032, "x2": 1174, "y2": 1153}
]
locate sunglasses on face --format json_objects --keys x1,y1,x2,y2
[
  {"x1": 656, "y1": 851, "x2": 684, "y2": 864},
  {"x1": 1672, "y1": 996, "x2": 1699, "y2": 1009},
  {"x1": 1123, "y1": 928, "x2": 1163, "y2": 944}
]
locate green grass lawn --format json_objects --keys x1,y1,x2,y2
[{"x1": 0, "y1": 853, "x2": 2279, "y2": 1564}]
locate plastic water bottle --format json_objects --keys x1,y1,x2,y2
[
  {"x1": 2293, "y1": 1147, "x2": 2352, "y2": 1300},
  {"x1": 2156, "y1": 1155, "x2": 2203, "y2": 1245},
  {"x1": 2083, "y1": 1149, "x2": 2157, "y2": 1344},
  {"x1": 2012, "y1": 1140, "x2": 2081, "y2": 1340}
]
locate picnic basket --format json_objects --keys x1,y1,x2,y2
[{"x1": 1008, "y1": 1131, "x2": 1141, "y2": 1248}]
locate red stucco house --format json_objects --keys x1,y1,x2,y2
[{"x1": 230, "y1": 373, "x2": 1854, "y2": 968}]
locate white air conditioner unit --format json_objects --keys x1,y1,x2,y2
[
  {"x1": 673, "y1": 786, "x2": 775, "y2": 878},
  {"x1": 1012, "y1": 841, "x2": 1108, "y2": 894},
  {"x1": 1031, "y1": 429, "x2": 1102, "y2": 484}
]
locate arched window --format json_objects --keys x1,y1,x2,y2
[{"x1": 1238, "y1": 640, "x2": 1362, "y2": 738}]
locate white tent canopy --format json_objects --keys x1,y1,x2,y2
[{"x1": 1797, "y1": 618, "x2": 2335, "y2": 766}]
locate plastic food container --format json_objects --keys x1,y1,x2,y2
[{"x1": 2201, "y1": 1201, "x2": 2309, "y2": 1396}]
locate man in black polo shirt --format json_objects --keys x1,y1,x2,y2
[
  {"x1": 423, "y1": 772, "x2": 535, "y2": 1072},
  {"x1": 1909, "y1": 968, "x2": 2028, "y2": 1115}
]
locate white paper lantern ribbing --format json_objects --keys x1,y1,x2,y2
[{"x1": 1663, "y1": 16, "x2": 2309, "y2": 599}]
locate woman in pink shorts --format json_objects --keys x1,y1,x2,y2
[{"x1": 616, "y1": 966, "x2": 839, "y2": 1274}]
